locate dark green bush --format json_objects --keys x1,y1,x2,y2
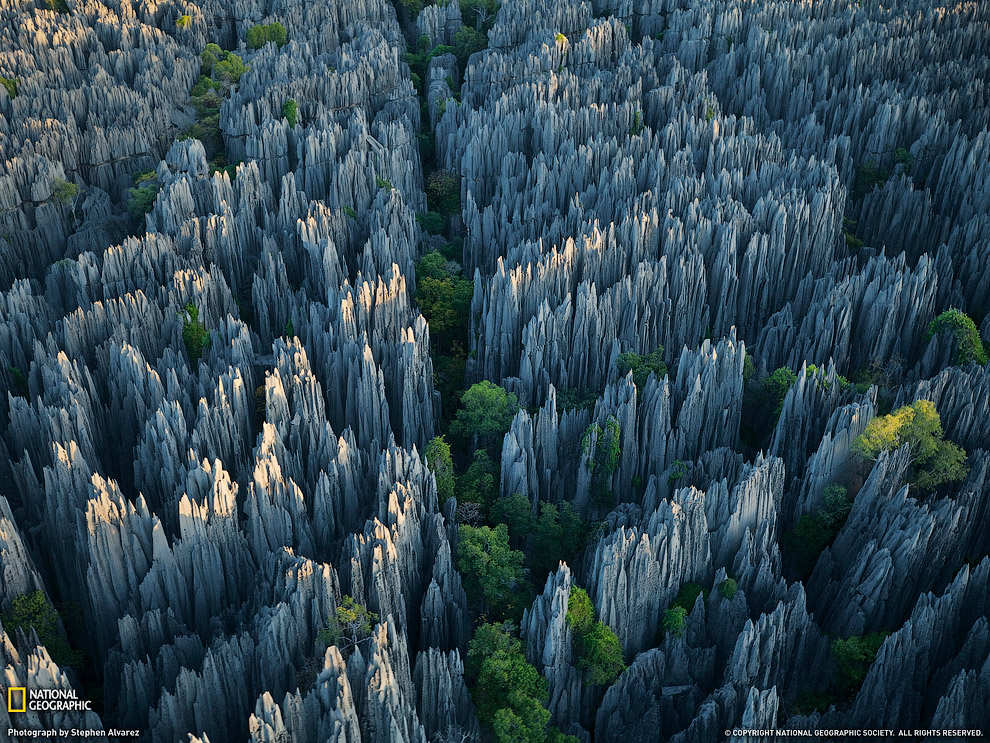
[
  {"x1": 247, "y1": 22, "x2": 287, "y2": 50},
  {"x1": 181, "y1": 302, "x2": 211, "y2": 363},
  {"x1": 416, "y1": 211, "x2": 445, "y2": 235},
  {"x1": 128, "y1": 183, "x2": 158, "y2": 221},
  {"x1": 926, "y1": 308, "x2": 988, "y2": 365},
  {"x1": 617, "y1": 347, "x2": 666, "y2": 389},
  {"x1": 281, "y1": 98, "x2": 298, "y2": 127},
  {"x1": 1, "y1": 591, "x2": 84, "y2": 668},
  {"x1": 426, "y1": 170, "x2": 460, "y2": 214},
  {"x1": 0, "y1": 76, "x2": 17, "y2": 99}
]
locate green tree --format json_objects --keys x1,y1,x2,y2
[
  {"x1": 616, "y1": 347, "x2": 666, "y2": 389},
  {"x1": 530, "y1": 501, "x2": 583, "y2": 579},
  {"x1": 491, "y1": 493, "x2": 533, "y2": 544},
  {"x1": 584, "y1": 418, "x2": 621, "y2": 507},
  {"x1": 213, "y1": 51, "x2": 247, "y2": 85},
  {"x1": 247, "y1": 22, "x2": 287, "y2": 50},
  {"x1": 926, "y1": 308, "x2": 988, "y2": 366},
  {"x1": 176, "y1": 14, "x2": 191, "y2": 28},
  {"x1": 0, "y1": 76, "x2": 17, "y2": 99},
  {"x1": 467, "y1": 622, "x2": 552, "y2": 743},
  {"x1": 672, "y1": 582, "x2": 707, "y2": 613},
  {"x1": 567, "y1": 587, "x2": 625, "y2": 686},
  {"x1": 423, "y1": 435, "x2": 456, "y2": 504},
  {"x1": 1, "y1": 591, "x2": 84, "y2": 668},
  {"x1": 662, "y1": 605, "x2": 687, "y2": 638},
  {"x1": 832, "y1": 633, "x2": 888, "y2": 695},
  {"x1": 333, "y1": 595, "x2": 378, "y2": 648},
  {"x1": 416, "y1": 211, "x2": 445, "y2": 235},
  {"x1": 717, "y1": 577, "x2": 738, "y2": 599},
  {"x1": 460, "y1": 0, "x2": 498, "y2": 30},
  {"x1": 128, "y1": 183, "x2": 158, "y2": 222},
  {"x1": 415, "y1": 251, "x2": 473, "y2": 352},
  {"x1": 450, "y1": 380, "x2": 519, "y2": 450},
  {"x1": 763, "y1": 366, "x2": 797, "y2": 416},
  {"x1": 427, "y1": 170, "x2": 461, "y2": 214},
  {"x1": 452, "y1": 27, "x2": 488, "y2": 67},
  {"x1": 281, "y1": 98, "x2": 298, "y2": 127},
  {"x1": 565, "y1": 587, "x2": 595, "y2": 636},
  {"x1": 575, "y1": 620, "x2": 625, "y2": 685},
  {"x1": 52, "y1": 178, "x2": 78, "y2": 204},
  {"x1": 459, "y1": 449, "x2": 498, "y2": 512},
  {"x1": 181, "y1": 302, "x2": 211, "y2": 364},
  {"x1": 851, "y1": 400, "x2": 968, "y2": 491},
  {"x1": 819, "y1": 484, "x2": 853, "y2": 530},
  {"x1": 457, "y1": 524, "x2": 525, "y2": 615}
]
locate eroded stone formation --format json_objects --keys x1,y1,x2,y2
[{"x1": 0, "y1": 0, "x2": 988, "y2": 739}]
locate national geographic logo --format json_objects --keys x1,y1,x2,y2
[{"x1": 6, "y1": 687, "x2": 92, "y2": 712}]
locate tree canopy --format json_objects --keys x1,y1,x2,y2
[
  {"x1": 450, "y1": 380, "x2": 519, "y2": 449},
  {"x1": 457, "y1": 523, "x2": 526, "y2": 616},
  {"x1": 616, "y1": 346, "x2": 666, "y2": 389},
  {"x1": 1, "y1": 591, "x2": 84, "y2": 668},
  {"x1": 566, "y1": 587, "x2": 625, "y2": 686},
  {"x1": 926, "y1": 308, "x2": 988, "y2": 366},
  {"x1": 851, "y1": 400, "x2": 968, "y2": 491},
  {"x1": 423, "y1": 435, "x2": 456, "y2": 504},
  {"x1": 467, "y1": 622, "x2": 553, "y2": 743},
  {"x1": 246, "y1": 22, "x2": 287, "y2": 50}
]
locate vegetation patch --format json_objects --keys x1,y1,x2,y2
[{"x1": 851, "y1": 400, "x2": 968, "y2": 492}]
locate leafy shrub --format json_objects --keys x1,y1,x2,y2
[
  {"x1": 1, "y1": 76, "x2": 17, "y2": 99},
  {"x1": 281, "y1": 98, "x2": 298, "y2": 127},
  {"x1": 376, "y1": 177, "x2": 393, "y2": 190},
  {"x1": 832, "y1": 633, "x2": 888, "y2": 695},
  {"x1": 567, "y1": 587, "x2": 625, "y2": 685},
  {"x1": 450, "y1": 380, "x2": 519, "y2": 450},
  {"x1": 617, "y1": 346, "x2": 666, "y2": 389},
  {"x1": 672, "y1": 582, "x2": 707, "y2": 613},
  {"x1": 717, "y1": 577, "x2": 738, "y2": 599},
  {"x1": 247, "y1": 22, "x2": 287, "y2": 50},
  {"x1": 851, "y1": 400, "x2": 968, "y2": 492},
  {"x1": 452, "y1": 27, "x2": 487, "y2": 67},
  {"x1": 342, "y1": 205, "x2": 357, "y2": 219},
  {"x1": 662, "y1": 606, "x2": 688, "y2": 638},
  {"x1": 176, "y1": 14, "x2": 191, "y2": 28},
  {"x1": 457, "y1": 523, "x2": 526, "y2": 617},
  {"x1": 852, "y1": 160, "x2": 890, "y2": 201},
  {"x1": 926, "y1": 308, "x2": 988, "y2": 366},
  {"x1": 1, "y1": 591, "x2": 84, "y2": 668},
  {"x1": 555, "y1": 32, "x2": 567, "y2": 44},
  {"x1": 763, "y1": 366, "x2": 797, "y2": 415},
  {"x1": 127, "y1": 183, "x2": 158, "y2": 221},
  {"x1": 426, "y1": 170, "x2": 460, "y2": 214},
  {"x1": 45, "y1": 0, "x2": 69, "y2": 12},
  {"x1": 416, "y1": 211, "x2": 445, "y2": 235},
  {"x1": 467, "y1": 623, "x2": 561, "y2": 743},
  {"x1": 52, "y1": 178, "x2": 79, "y2": 204},
  {"x1": 893, "y1": 147, "x2": 915, "y2": 169},
  {"x1": 423, "y1": 435, "x2": 456, "y2": 504},
  {"x1": 668, "y1": 459, "x2": 687, "y2": 484},
  {"x1": 556, "y1": 387, "x2": 597, "y2": 413},
  {"x1": 181, "y1": 302, "x2": 211, "y2": 363},
  {"x1": 630, "y1": 110, "x2": 644, "y2": 136}
]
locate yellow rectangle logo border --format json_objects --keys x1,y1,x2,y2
[{"x1": 7, "y1": 686, "x2": 26, "y2": 713}]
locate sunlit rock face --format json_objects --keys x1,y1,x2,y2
[{"x1": 1, "y1": 0, "x2": 989, "y2": 739}]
